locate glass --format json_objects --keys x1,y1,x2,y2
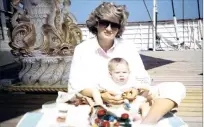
[{"x1": 98, "y1": 20, "x2": 120, "y2": 30}]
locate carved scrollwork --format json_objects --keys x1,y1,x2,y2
[
  {"x1": 39, "y1": 0, "x2": 82, "y2": 56},
  {"x1": 9, "y1": 9, "x2": 36, "y2": 56},
  {"x1": 8, "y1": 0, "x2": 82, "y2": 87},
  {"x1": 9, "y1": 0, "x2": 82, "y2": 57}
]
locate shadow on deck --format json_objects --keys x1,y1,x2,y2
[{"x1": 0, "y1": 50, "x2": 202, "y2": 127}]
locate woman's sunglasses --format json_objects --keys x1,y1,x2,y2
[{"x1": 98, "y1": 20, "x2": 121, "y2": 30}]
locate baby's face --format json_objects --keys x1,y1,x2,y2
[{"x1": 110, "y1": 63, "x2": 130, "y2": 85}]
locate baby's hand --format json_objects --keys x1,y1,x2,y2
[
  {"x1": 122, "y1": 91, "x2": 131, "y2": 98},
  {"x1": 122, "y1": 88, "x2": 139, "y2": 101}
]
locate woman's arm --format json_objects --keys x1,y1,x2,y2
[
  {"x1": 68, "y1": 46, "x2": 88, "y2": 93},
  {"x1": 80, "y1": 88, "x2": 94, "y2": 97},
  {"x1": 101, "y1": 91, "x2": 124, "y2": 104},
  {"x1": 92, "y1": 89, "x2": 103, "y2": 105},
  {"x1": 81, "y1": 89, "x2": 124, "y2": 105},
  {"x1": 80, "y1": 88, "x2": 103, "y2": 105}
]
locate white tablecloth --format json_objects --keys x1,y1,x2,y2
[
  {"x1": 17, "y1": 103, "x2": 188, "y2": 127},
  {"x1": 37, "y1": 105, "x2": 91, "y2": 127}
]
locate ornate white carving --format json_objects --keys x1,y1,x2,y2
[
  {"x1": 19, "y1": 56, "x2": 72, "y2": 86},
  {"x1": 9, "y1": 0, "x2": 81, "y2": 86}
]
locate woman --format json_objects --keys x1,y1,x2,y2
[{"x1": 68, "y1": 2, "x2": 186, "y2": 126}]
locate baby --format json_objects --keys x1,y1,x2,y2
[{"x1": 92, "y1": 57, "x2": 152, "y2": 119}]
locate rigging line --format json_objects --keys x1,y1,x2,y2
[
  {"x1": 170, "y1": 0, "x2": 175, "y2": 16},
  {"x1": 142, "y1": 0, "x2": 179, "y2": 49},
  {"x1": 197, "y1": 0, "x2": 203, "y2": 40},
  {"x1": 142, "y1": 0, "x2": 156, "y2": 33},
  {"x1": 197, "y1": 0, "x2": 201, "y2": 19},
  {"x1": 142, "y1": 0, "x2": 152, "y2": 22},
  {"x1": 182, "y1": 0, "x2": 184, "y2": 44}
]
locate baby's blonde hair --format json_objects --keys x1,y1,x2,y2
[{"x1": 108, "y1": 57, "x2": 129, "y2": 71}]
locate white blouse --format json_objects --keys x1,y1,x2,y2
[{"x1": 68, "y1": 37, "x2": 151, "y2": 93}]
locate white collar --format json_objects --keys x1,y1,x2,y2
[{"x1": 92, "y1": 37, "x2": 120, "y2": 53}]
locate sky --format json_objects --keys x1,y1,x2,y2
[{"x1": 69, "y1": 0, "x2": 203, "y2": 24}]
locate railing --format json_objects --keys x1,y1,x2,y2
[{"x1": 79, "y1": 19, "x2": 203, "y2": 51}]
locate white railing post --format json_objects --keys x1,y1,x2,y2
[
  {"x1": 187, "y1": 21, "x2": 191, "y2": 47},
  {"x1": 140, "y1": 23, "x2": 143, "y2": 50},
  {"x1": 152, "y1": 0, "x2": 156, "y2": 51},
  {"x1": 192, "y1": 21, "x2": 196, "y2": 50}
]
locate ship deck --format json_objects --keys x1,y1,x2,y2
[{"x1": 0, "y1": 50, "x2": 202, "y2": 127}]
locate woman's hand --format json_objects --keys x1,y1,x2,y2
[
  {"x1": 122, "y1": 88, "x2": 139, "y2": 101},
  {"x1": 101, "y1": 91, "x2": 124, "y2": 105}
]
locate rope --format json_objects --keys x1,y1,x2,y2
[
  {"x1": 6, "y1": 86, "x2": 67, "y2": 92},
  {"x1": 182, "y1": 0, "x2": 185, "y2": 45},
  {"x1": 142, "y1": 0, "x2": 152, "y2": 22},
  {"x1": 142, "y1": 0, "x2": 184, "y2": 50}
]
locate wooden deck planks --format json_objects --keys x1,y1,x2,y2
[
  {"x1": 177, "y1": 112, "x2": 202, "y2": 117},
  {"x1": 0, "y1": 50, "x2": 202, "y2": 127},
  {"x1": 141, "y1": 50, "x2": 202, "y2": 127}
]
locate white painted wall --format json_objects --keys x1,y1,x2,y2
[{"x1": 80, "y1": 19, "x2": 203, "y2": 51}]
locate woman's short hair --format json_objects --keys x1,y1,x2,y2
[
  {"x1": 108, "y1": 57, "x2": 129, "y2": 71},
  {"x1": 86, "y1": 2, "x2": 129, "y2": 38}
]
